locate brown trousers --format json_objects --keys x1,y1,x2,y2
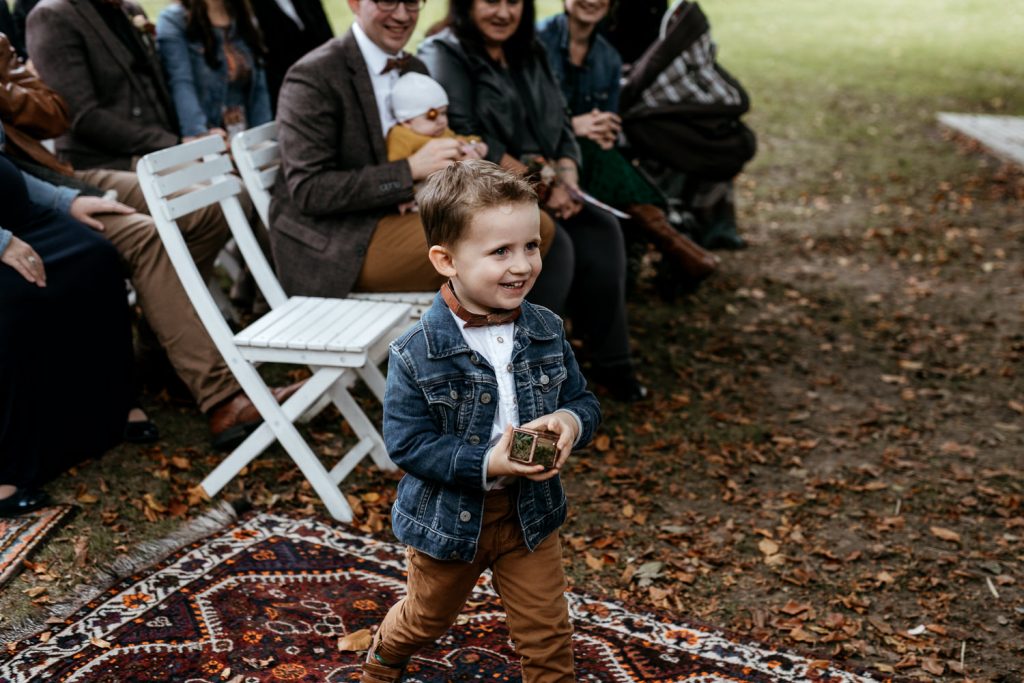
[
  {"x1": 354, "y1": 210, "x2": 557, "y2": 293},
  {"x1": 375, "y1": 490, "x2": 575, "y2": 683},
  {"x1": 75, "y1": 168, "x2": 240, "y2": 412}
]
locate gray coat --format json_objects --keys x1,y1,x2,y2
[
  {"x1": 269, "y1": 30, "x2": 427, "y2": 297},
  {"x1": 26, "y1": 0, "x2": 179, "y2": 170}
]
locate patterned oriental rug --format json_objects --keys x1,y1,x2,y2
[
  {"x1": 0, "y1": 505, "x2": 74, "y2": 588},
  {"x1": 0, "y1": 511, "x2": 882, "y2": 682}
]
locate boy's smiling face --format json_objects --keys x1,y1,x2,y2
[{"x1": 429, "y1": 202, "x2": 542, "y2": 315}]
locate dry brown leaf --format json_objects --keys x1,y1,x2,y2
[
  {"x1": 929, "y1": 526, "x2": 961, "y2": 543},
  {"x1": 921, "y1": 656, "x2": 945, "y2": 676},
  {"x1": 593, "y1": 434, "x2": 611, "y2": 452},
  {"x1": 757, "y1": 539, "x2": 779, "y2": 555},
  {"x1": 584, "y1": 552, "x2": 603, "y2": 571},
  {"x1": 337, "y1": 628, "x2": 373, "y2": 652},
  {"x1": 76, "y1": 492, "x2": 99, "y2": 505}
]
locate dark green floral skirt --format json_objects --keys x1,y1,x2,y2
[{"x1": 577, "y1": 137, "x2": 664, "y2": 209}]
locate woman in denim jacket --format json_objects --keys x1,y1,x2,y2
[{"x1": 156, "y1": 0, "x2": 271, "y2": 140}]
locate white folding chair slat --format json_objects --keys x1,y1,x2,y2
[
  {"x1": 287, "y1": 299, "x2": 370, "y2": 351},
  {"x1": 257, "y1": 167, "x2": 278, "y2": 191},
  {"x1": 238, "y1": 297, "x2": 326, "y2": 348},
  {"x1": 143, "y1": 135, "x2": 225, "y2": 172},
  {"x1": 250, "y1": 145, "x2": 280, "y2": 169},
  {"x1": 164, "y1": 176, "x2": 242, "y2": 220},
  {"x1": 345, "y1": 301, "x2": 415, "y2": 350},
  {"x1": 154, "y1": 154, "x2": 234, "y2": 197},
  {"x1": 318, "y1": 306, "x2": 389, "y2": 353}
]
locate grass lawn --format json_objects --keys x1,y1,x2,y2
[{"x1": 3, "y1": 1, "x2": 1024, "y2": 680}]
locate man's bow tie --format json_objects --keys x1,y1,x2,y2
[{"x1": 381, "y1": 54, "x2": 412, "y2": 75}]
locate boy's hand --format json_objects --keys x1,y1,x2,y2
[
  {"x1": 519, "y1": 411, "x2": 579, "y2": 472},
  {"x1": 486, "y1": 426, "x2": 556, "y2": 482}
]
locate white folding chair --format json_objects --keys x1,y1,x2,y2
[
  {"x1": 231, "y1": 123, "x2": 435, "y2": 317},
  {"x1": 137, "y1": 136, "x2": 412, "y2": 522}
]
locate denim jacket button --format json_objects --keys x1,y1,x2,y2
[
  {"x1": 459, "y1": 510, "x2": 471, "y2": 522},
  {"x1": 506, "y1": 363, "x2": 513, "y2": 373},
  {"x1": 449, "y1": 389, "x2": 459, "y2": 400},
  {"x1": 470, "y1": 354, "x2": 480, "y2": 364},
  {"x1": 468, "y1": 435, "x2": 480, "y2": 445},
  {"x1": 450, "y1": 551, "x2": 459, "y2": 559},
  {"x1": 480, "y1": 393, "x2": 492, "y2": 404},
  {"x1": 540, "y1": 374, "x2": 550, "y2": 385}
]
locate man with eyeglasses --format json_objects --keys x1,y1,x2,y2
[{"x1": 269, "y1": 0, "x2": 476, "y2": 299}]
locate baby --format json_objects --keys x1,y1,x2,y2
[{"x1": 387, "y1": 72, "x2": 486, "y2": 212}]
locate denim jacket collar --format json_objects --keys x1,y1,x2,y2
[{"x1": 419, "y1": 292, "x2": 559, "y2": 361}]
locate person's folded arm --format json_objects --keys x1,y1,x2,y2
[
  {"x1": 276, "y1": 63, "x2": 413, "y2": 216},
  {"x1": 26, "y1": 6, "x2": 179, "y2": 156},
  {"x1": 155, "y1": 8, "x2": 209, "y2": 138}
]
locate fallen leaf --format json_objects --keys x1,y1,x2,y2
[
  {"x1": 758, "y1": 539, "x2": 779, "y2": 555},
  {"x1": 929, "y1": 526, "x2": 961, "y2": 544}
]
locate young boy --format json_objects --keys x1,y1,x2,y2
[{"x1": 362, "y1": 160, "x2": 601, "y2": 683}]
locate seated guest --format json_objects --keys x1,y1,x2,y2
[
  {"x1": 0, "y1": 127, "x2": 133, "y2": 516},
  {"x1": 538, "y1": 0, "x2": 717, "y2": 283},
  {"x1": 270, "y1": 0, "x2": 565, "y2": 307},
  {"x1": 3, "y1": 30, "x2": 300, "y2": 450},
  {"x1": 156, "y1": 0, "x2": 272, "y2": 140},
  {"x1": 418, "y1": 0, "x2": 647, "y2": 400},
  {"x1": 248, "y1": 0, "x2": 333, "y2": 112}
]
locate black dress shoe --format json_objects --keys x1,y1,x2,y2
[
  {"x1": 590, "y1": 364, "x2": 649, "y2": 403},
  {"x1": 124, "y1": 419, "x2": 160, "y2": 444},
  {"x1": 0, "y1": 488, "x2": 53, "y2": 517}
]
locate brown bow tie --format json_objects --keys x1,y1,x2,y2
[
  {"x1": 381, "y1": 54, "x2": 412, "y2": 75},
  {"x1": 441, "y1": 282, "x2": 521, "y2": 328}
]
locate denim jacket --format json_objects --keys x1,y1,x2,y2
[
  {"x1": 384, "y1": 294, "x2": 601, "y2": 562},
  {"x1": 537, "y1": 13, "x2": 623, "y2": 116},
  {"x1": 156, "y1": 4, "x2": 272, "y2": 137}
]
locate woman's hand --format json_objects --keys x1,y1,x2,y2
[
  {"x1": 571, "y1": 109, "x2": 621, "y2": 150},
  {"x1": 545, "y1": 184, "x2": 582, "y2": 221},
  {"x1": 1, "y1": 236, "x2": 46, "y2": 287},
  {"x1": 499, "y1": 153, "x2": 530, "y2": 176},
  {"x1": 69, "y1": 196, "x2": 136, "y2": 231}
]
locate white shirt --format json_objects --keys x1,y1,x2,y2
[
  {"x1": 449, "y1": 310, "x2": 583, "y2": 490},
  {"x1": 351, "y1": 21, "x2": 403, "y2": 136},
  {"x1": 272, "y1": 0, "x2": 304, "y2": 30}
]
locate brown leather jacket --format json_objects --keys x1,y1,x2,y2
[{"x1": 0, "y1": 31, "x2": 74, "y2": 175}]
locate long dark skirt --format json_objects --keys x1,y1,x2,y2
[{"x1": 0, "y1": 154, "x2": 132, "y2": 488}]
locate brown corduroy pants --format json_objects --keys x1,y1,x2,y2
[{"x1": 375, "y1": 490, "x2": 575, "y2": 683}]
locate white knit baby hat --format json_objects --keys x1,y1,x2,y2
[{"x1": 391, "y1": 72, "x2": 450, "y2": 122}]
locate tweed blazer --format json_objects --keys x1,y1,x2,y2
[
  {"x1": 269, "y1": 30, "x2": 427, "y2": 298},
  {"x1": 26, "y1": 0, "x2": 179, "y2": 170}
]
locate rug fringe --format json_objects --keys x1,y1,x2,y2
[{"x1": 0, "y1": 501, "x2": 237, "y2": 645}]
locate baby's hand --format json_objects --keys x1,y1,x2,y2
[
  {"x1": 461, "y1": 140, "x2": 488, "y2": 160},
  {"x1": 397, "y1": 200, "x2": 418, "y2": 215},
  {"x1": 486, "y1": 425, "x2": 556, "y2": 482},
  {"x1": 519, "y1": 411, "x2": 578, "y2": 472}
]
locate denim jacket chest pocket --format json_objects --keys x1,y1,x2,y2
[
  {"x1": 423, "y1": 378, "x2": 477, "y2": 435},
  {"x1": 528, "y1": 359, "x2": 568, "y2": 415}
]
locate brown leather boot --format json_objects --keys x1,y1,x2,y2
[
  {"x1": 360, "y1": 632, "x2": 405, "y2": 683},
  {"x1": 626, "y1": 204, "x2": 719, "y2": 281}
]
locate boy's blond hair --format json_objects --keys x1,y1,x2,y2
[{"x1": 417, "y1": 159, "x2": 537, "y2": 247}]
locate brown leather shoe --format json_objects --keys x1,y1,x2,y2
[
  {"x1": 208, "y1": 381, "x2": 306, "y2": 451},
  {"x1": 626, "y1": 203, "x2": 719, "y2": 281}
]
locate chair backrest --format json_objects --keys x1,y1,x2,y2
[
  {"x1": 137, "y1": 136, "x2": 290, "y2": 330},
  {"x1": 232, "y1": 122, "x2": 280, "y2": 227}
]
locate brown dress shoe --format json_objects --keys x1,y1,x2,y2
[
  {"x1": 626, "y1": 203, "x2": 719, "y2": 281},
  {"x1": 208, "y1": 380, "x2": 306, "y2": 451}
]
